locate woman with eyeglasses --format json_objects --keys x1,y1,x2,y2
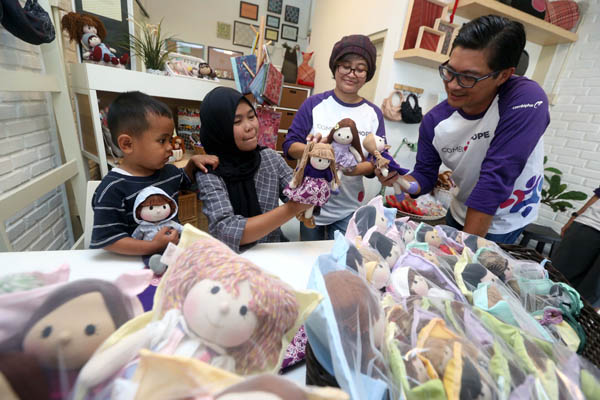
[
  {"x1": 380, "y1": 15, "x2": 549, "y2": 244},
  {"x1": 283, "y1": 34, "x2": 388, "y2": 240}
]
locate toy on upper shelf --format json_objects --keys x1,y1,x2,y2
[
  {"x1": 197, "y1": 62, "x2": 218, "y2": 80},
  {"x1": 61, "y1": 12, "x2": 129, "y2": 67}
]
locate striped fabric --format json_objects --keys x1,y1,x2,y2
[{"x1": 545, "y1": 0, "x2": 579, "y2": 30}]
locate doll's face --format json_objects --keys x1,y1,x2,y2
[
  {"x1": 481, "y1": 270, "x2": 499, "y2": 284},
  {"x1": 421, "y1": 251, "x2": 440, "y2": 265},
  {"x1": 199, "y1": 65, "x2": 212, "y2": 75},
  {"x1": 410, "y1": 274, "x2": 429, "y2": 296},
  {"x1": 140, "y1": 202, "x2": 171, "y2": 222},
  {"x1": 375, "y1": 210, "x2": 387, "y2": 231},
  {"x1": 369, "y1": 262, "x2": 391, "y2": 289},
  {"x1": 310, "y1": 156, "x2": 331, "y2": 170},
  {"x1": 88, "y1": 35, "x2": 101, "y2": 47},
  {"x1": 22, "y1": 292, "x2": 117, "y2": 370},
  {"x1": 424, "y1": 230, "x2": 442, "y2": 247},
  {"x1": 374, "y1": 135, "x2": 386, "y2": 152},
  {"x1": 183, "y1": 279, "x2": 257, "y2": 348},
  {"x1": 333, "y1": 126, "x2": 353, "y2": 145},
  {"x1": 385, "y1": 245, "x2": 401, "y2": 267},
  {"x1": 173, "y1": 139, "x2": 182, "y2": 149},
  {"x1": 83, "y1": 24, "x2": 97, "y2": 35}
]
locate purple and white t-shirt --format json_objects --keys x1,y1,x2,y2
[
  {"x1": 283, "y1": 90, "x2": 386, "y2": 225},
  {"x1": 412, "y1": 76, "x2": 549, "y2": 234}
]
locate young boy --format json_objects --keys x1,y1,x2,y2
[{"x1": 89, "y1": 91, "x2": 218, "y2": 255}]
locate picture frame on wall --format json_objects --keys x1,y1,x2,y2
[
  {"x1": 265, "y1": 28, "x2": 279, "y2": 42},
  {"x1": 433, "y1": 18, "x2": 459, "y2": 55},
  {"x1": 284, "y1": 5, "x2": 300, "y2": 24},
  {"x1": 239, "y1": 1, "x2": 259, "y2": 20},
  {"x1": 267, "y1": 0, "x2": 282, "y2": 14},
  {"x1": 216, "y1": 21, "x2": 232, "y2": 40},
  {"x1": 281, "y1": 24, "x2": 298, "y2": 41},
  {"x1": 208, "y1": 46, "x2": 243, "y2": 80},
  {"x1": 266, "y1": 14, "x2": 280, "y2": 29},
  {"x1": 233, "y1": 20, "x2": 259, "y2": 48},
  {"x1": 415, "y1": 26, "x2": 444, "y2": 53}
]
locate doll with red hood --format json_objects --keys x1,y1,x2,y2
[{"x1": 132, "y1": 186, "x2": 183, "y2": 275}]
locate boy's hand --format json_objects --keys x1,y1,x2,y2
[
  {"x1": 152, "y1": 227, "x2": 180, "y2": 251},
  {"x1": 191, "y1": 154, "x2": 219, "y2": 173}
]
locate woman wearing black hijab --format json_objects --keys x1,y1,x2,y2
[{"x1": 197, "y1": 87, "x2": 310, "y2": 252}]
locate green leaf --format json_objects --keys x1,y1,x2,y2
[
  {"x1": 544, "y1": 167, "x2": 562, "y2": 175},
  {"x1": 548, "y1": 175, "x2": 562, "y2": 197},
  {"x1": 544, "y1": 155, "x2": 548, "y2": 164},
  {"x1": 541, "y1": 189, "x2": 547, "y2": 197},
  {"x1": 559, "y1": 183, "x2": 567, "y2": 194},
  {"x1": 557, "y1": 191, "x2": 588, "y2": 201},
  {"x1": 551, "y1": 201, "x2": 574, "y2": 212}
]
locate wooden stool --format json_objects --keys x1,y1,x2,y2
[{"x1": 519, "y1": 223, "x2": 562, "y2": 257}]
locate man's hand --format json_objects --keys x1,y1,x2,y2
[
  {"x1": 561, "y1": 217, "x2": 575, "y2": 238},
  {"x1": 152, "y1": 227, "x2": 180, "y2": 251},
  {"x1": 374, "y1": 168, "x2": 399, "y2": 186},
  {"x1": 190, "y1": 154, "x2": 219, "y2": 173}
]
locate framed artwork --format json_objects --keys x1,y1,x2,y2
[
  {"x1": 284, "y1": 5, "x2": 300, "y2": 24},
  {"x1": 266, "y1": 14, "x2": 280, "y2": 29},
  {"x1": 267, "y1": 0, "x2": 282, "y2": 14},
  {"x1": 281, "y1": 24, "x2": 298, "y2": 41},
  {"x1": 166, "y1": 39, "x2": 205, "y2": 59},
  {"x1": 265, "y1": 28, "x2": 279, "y2": 42},
  {"x1": 239, "y1": 1, "x2": 259, "y2": 20},
  {"x1": 216, "y1": 21, "x2": 232, "y2": 40},
  {"x1": 400, "y1": 0, "x2": 449, "y2": 50},
  {"x1": 433, "y1": 18, "x2": 460, "y2": 55},
  {"x1": 415, "y1": 26, "x2": 444, "y2": 53},
  {"x1": 233, "y1": 20, "x2": 258, "y2": 48},
  {"x1": 208, "y1": 46, "x2": 243, "y2": 80}
]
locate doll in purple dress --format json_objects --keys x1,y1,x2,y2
[
  {"x1": 363, "y1": 133, "x2": 417, "y2": 201},
  {"x1": 283, "y1": 142, "x2": 340, "y2": 228},
  {"x1": 326, "y1": 118, "x2": 364, "y2": 181}
]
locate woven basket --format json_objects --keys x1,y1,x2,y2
[{"x1": 306, "y1": 244, "x2": 600, "y2": 387}]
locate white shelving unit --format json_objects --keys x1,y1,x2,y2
[{"x1": 69, "y1": 63, "x2": 235, "y2": 177}]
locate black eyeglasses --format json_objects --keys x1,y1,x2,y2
[
  {"x1": 337, "y1": 64, "x2": 368, "y2": 78},
  {"x1": 438, "y1": 61, "x2": 500, "y2": 88}
]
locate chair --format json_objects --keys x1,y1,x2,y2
[{"x1": 519, "y1": 223, "x2": 562, "y2": 257}]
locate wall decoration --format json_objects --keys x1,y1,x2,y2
[
  {"x1": 233, "y1": 20, "x2": 259, "y2": 48},
  {"x1": 166, "y1": 39, "x2": 205, "y2": 60},
  {"x1": 267, "y1": 0, "x2": 282, "y2": 14},
  {"x1": 216, "y1": 21, "x2": 232, "y2": 40},
  {"x1": 400, "y1": 0, "x2": 448, "y2": 50},
  {"x1": 208, "y1": 46, "x2": 243, "y2": 80},
  {"x1": 281, "y1": 24, "x2": 298, "y2": 41},
  {"x1": 265, "y1": 28, "x2": 279, "y2": 42},
  {"x1": 284, "y1": 5, "x2": 300, "y2": 24},
  {"x1": 415, "y1": 26, "x2": 444, "y2": 53},
  {"x1": 433, "y1": 18, "x2": 459, "y2": 55},
  {"x1": 266, "y1": 14, "x2": 280, "y2": 29},
  {"x1": 239, "y1": 1, "x2": 259, "y2": 20}
]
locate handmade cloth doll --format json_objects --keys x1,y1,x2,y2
[
  {"x1": 389, "y1": 267, "x2": 455, "y2": 300},
  {"x1": 414, "y1": 224, "x2": 453, "y2": 255},
  {"x1": 352, "y1": 205, "x2": 388, "y2": 238},
  {"x1": 198, "y1": 62, "x2": 217, "y2": 79},
  {"x1": 284, "y1": 142, "x2": 340, "y2": 228},
  {"x1": 354, "y1": 238, "x2": 391, "y2": 291},
  {"x1": 170, "y1": 136, "x2": 185, "y2": 161},
  {"x1": 368, "y1": 231, "x2": 402, "y2": 269},
  {"x1": 362, "y1": 133, "x2": 415, "y2": 200},
  {"x1": 325, "y1": 118, "x2": 364, "y2": 180},
  {"x1": 0, "y1": 279, "x2": 137, "y2": 400},
  {"x1": 76, "y1": 238, "x2": 299, "y2": 397},
  {"x1": 132, "y1": 186, "x2": 183, "y2": 275},
  {"x1": 61, "y1": 12, "x2": 128, "y2": 66}
]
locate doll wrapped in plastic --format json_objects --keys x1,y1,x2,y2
[
  {"x1": 388, "y1": 267, "x2": 457, "y2": 302},
  {"x1": 75, "y1": 236, "x2": 305, "y2": 399},
  {"x1": 0, "y1": 275, "x2": 148, "y2": 400},
  {"x1": 284, "y1": 142, "x2": 340, "y2": 228},
  {"x1": 325, "y1": 119, "x2": 364, "y2": 181},
  {"x1": 345, "y1": 196, "x2": 397, "y2": 241}
]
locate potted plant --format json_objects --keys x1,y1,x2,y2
[
  {"x1": 541, "y1": 156, "x2": 588, "y2": 212},
  {"x1": 126, "y1": 18, "x2": 172, "y2": 74}
]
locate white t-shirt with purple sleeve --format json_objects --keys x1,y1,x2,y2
[
  {"x1": 411, "y1": 76, "x2": 549, "y2": 234},
  {"x1": 283, "y1": 90, "x2": 386, "y2": 225}
]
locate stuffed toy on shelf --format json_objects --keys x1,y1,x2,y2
[{"x1": 61, "y1": 12, "x2": 129, "y2": 67}]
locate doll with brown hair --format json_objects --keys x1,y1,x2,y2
[
  {"x1": 197, "y1": 62, "x2": 217, "y2": 80},
  {"x1": 61, "y1": 12, "x2": 128, "y2": 66},
  {"x1": 284, "y1": 142, "x2": 340, "y2": 228},
  {"x1": 324, "y1": 270, "x2": 385, "y2": 374},
  {"x1": 171, "y1": 135, "x2": 185, "y2": 161},
  {"x1": 390, "y1": 267, "x2": 455, "y2": 300},
  {"x1": 362, "y1": 133, "x2": 416, "y2": 201},
  {"x1": 326, "y1": 118, "x2": 364, "y2": 181}
]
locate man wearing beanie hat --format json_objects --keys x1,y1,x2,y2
[{"x1": 283, "y1": 34, "x2": 390, "y2": 241}]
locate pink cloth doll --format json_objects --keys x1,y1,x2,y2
[
  {"x1": 363, "y1": 133, "x2": 417, "y2": 201},
  {"x1": 76, "y1": 238, "x2": 299, "y2": 397},
  {"x1": 132, "y1": 186, "x2": 183, "y2": 275},
  {"x1": 326, "y1": 118, "x2": 364, "y2": 181},
  {"x1": 283, "y1": 142, "x2": 340, "y2": 228}
]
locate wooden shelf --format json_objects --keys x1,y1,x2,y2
[
  {"x1": 455, "y1": 0, "x2": 577, "y2": 45},
  {"x1": 394, "y1": 48, "x2": 447, "y2": 68}
]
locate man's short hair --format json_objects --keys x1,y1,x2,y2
[
  {"x1": 107, "y1": 91, "x2": 172, "y2": 145},
  {"x1": 452, "y1": 15, "x2": 526, "y2": 72}
]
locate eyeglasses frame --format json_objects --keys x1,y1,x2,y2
[{"x1": 438, "y1": 60, "x2": 501, "y2": 89}]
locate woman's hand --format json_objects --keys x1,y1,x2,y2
[
  {"x1": 286, "y1": 201, "x2": 313, "y2": 214},
  {"x1": 306, "y1": 132, "x2": 328, "y2": 143},
  {"x1": 374, "y1": 168, "x2": 399, "y2": 186}
]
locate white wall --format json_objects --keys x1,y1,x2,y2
[
  {"x1": 536, "y1": 2, "x2": 600, "y2": 232},
  {"x1": 0, "y1": 23, "x2": 75, "y2": 251}
]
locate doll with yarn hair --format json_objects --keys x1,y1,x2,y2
[
  {"x1": 415, "y1": 224, "x2": 453, "y2": 255},
  {"x1": 362, "y1": 133, "x2": 416, "y2": 200},
  {"x1": 61, "y1": 12, "x2": 128, "y2": 66},
  {"x1": 326, "y1": 118, "x2": 365, "y2": 181},
  {"x1": 389, "y1": 267, "x2": 455, "y2": 300},
  {"x1": 284, "y1": 142, "x2": 340, "y2": 228},
  {"x1": 76, "y1": 239, "x2": 299, "y2": 396},
  {"x1": 354, "y1": 237, "x2": 391, "y2": 291}
]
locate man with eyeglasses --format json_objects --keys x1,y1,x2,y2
[{"x1": 380, "y1": 15, "x2": 549, "y2": 244}]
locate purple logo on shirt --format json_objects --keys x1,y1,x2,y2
[{"x1": 499, "y1": 175, "x2": 543, "y2": 217}]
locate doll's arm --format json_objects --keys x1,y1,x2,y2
[
  {"x1": 83, "y1": 51, "x2": 91, "y2": 58},
  {"x1": 131, "y1": 225, "x2": 144, "y2": 240},
  {"x1": 349, "y1": 146, "x2": 362, "y2": 163},
  {"x1": 109, "y1": 47, "x2": 116, "y2": 53}
]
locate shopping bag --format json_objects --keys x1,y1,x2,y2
[
  {"x1": 256, "y1": 106, "x2": 281, "y2": 150},
  {"x1": 230, "y1": 54, "x2": 257, "y2": 94}
]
